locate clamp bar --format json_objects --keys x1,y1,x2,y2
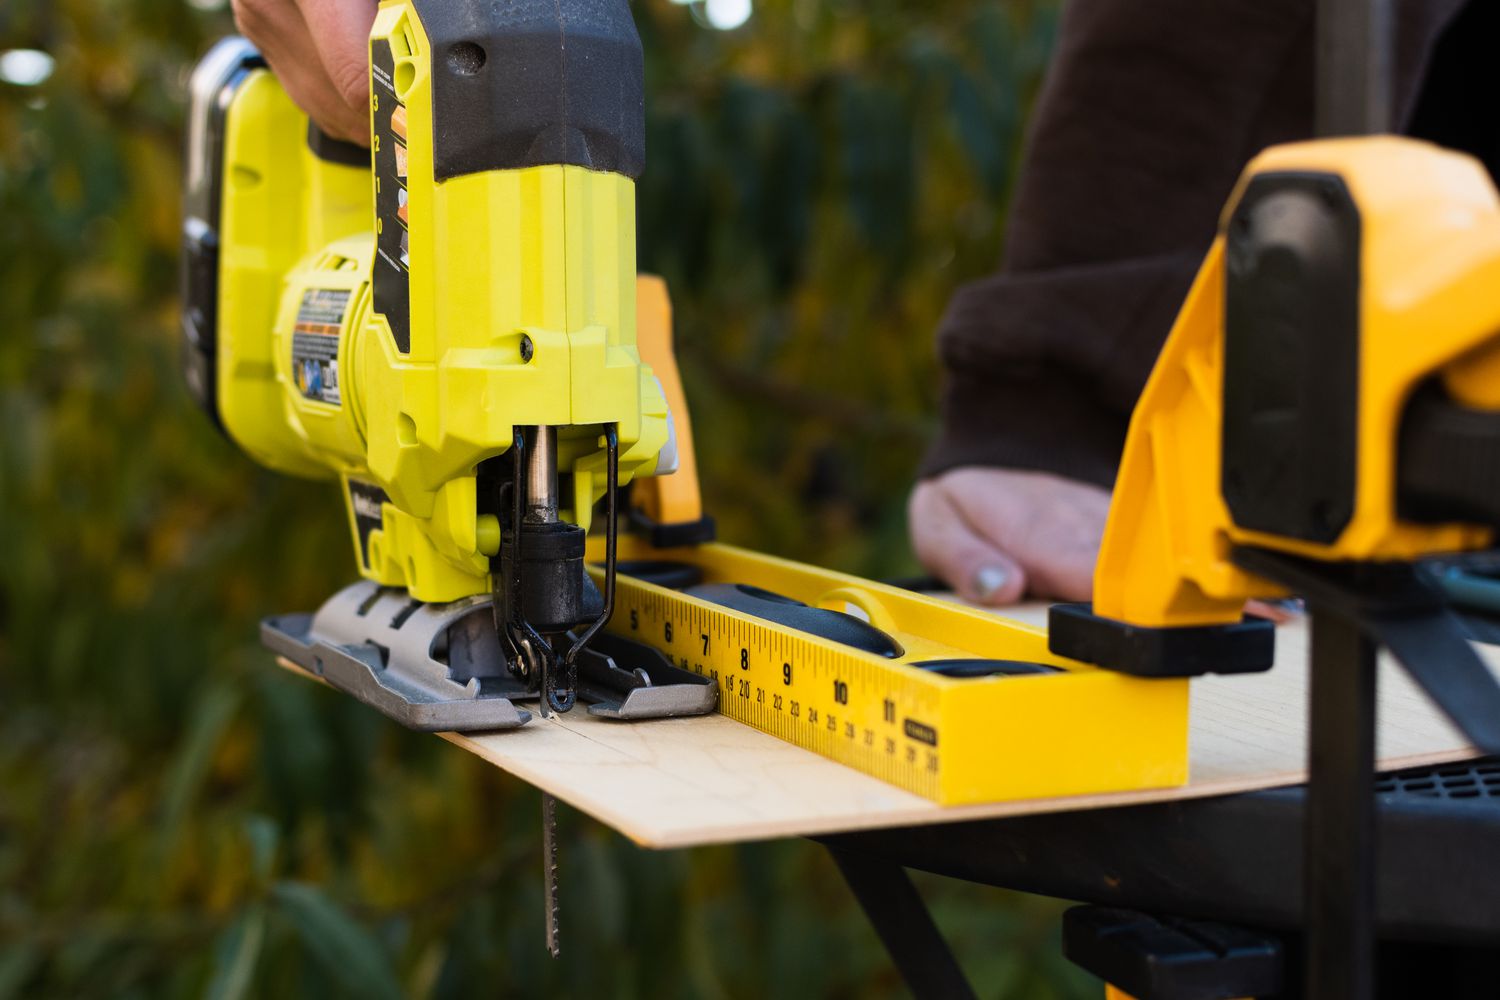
[
  {"x1": 1305, "y1": 613, "x2": 1378, "y2": 1000},
  {"x1": 1317, "y1": 0, "x2": 1393, "y2": 136}
]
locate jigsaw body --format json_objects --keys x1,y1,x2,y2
[{"x1": 182, "y1": 1, "x2": 699, "y2": 724}]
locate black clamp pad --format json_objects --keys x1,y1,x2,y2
[
  {"x1": 1063, "y1": 906, "x2": 1283, "y2": 1000},
  {"x1": 1048, "y1": 603, "x2": 1275, "y2": 678}
]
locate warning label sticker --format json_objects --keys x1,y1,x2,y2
[{"x1": 291, "y1": 287, "x2": 350, "y2": 405}]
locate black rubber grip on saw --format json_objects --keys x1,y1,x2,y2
[{"x1": 412, "y1": 0, "x2": 645, "y2": 181}]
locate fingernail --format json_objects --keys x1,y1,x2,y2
[{"x1": 974, "y1": 566, "x2": 1009, "y2": 600}]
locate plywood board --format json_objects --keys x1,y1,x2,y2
[{"x1": 300, "y1": 603, "x2": 1482, "y2": 849}]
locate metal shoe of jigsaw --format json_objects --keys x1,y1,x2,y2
[{"x1": 180, "y1": 0, "x2": 713, "y2": 729}]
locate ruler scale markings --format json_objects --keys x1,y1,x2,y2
[{"x1": 592, "y1": 560, "x2": 1185, "y2": 805}]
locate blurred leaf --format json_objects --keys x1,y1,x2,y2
[
  {"x1": 205, "y1": 905, "x2": 266, "y2": 1000},
  {"x1": 158, "y1": 678, "x2": 240, "y2": 856},
  {"x1": 245, "y1": 814, "x2": 281, "y2": 883},
  {"x1": 575, "y1": 833, "x2": 626, "y2": 943},
  {"x1": 271, "y1": 882, "x2": 402, "y2": 1000},
  {"x1": 942, "y1": 58, "x2": 1008, "y2": 196},
  {"x1": 0, "y1": 941, "x2": 40, "y2": 1000}
]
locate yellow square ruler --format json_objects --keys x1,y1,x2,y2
[{"x1": 590, "y1": 537, "x2": 1189, "y2": 806}]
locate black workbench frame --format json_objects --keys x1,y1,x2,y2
[{"x1": 820, "y1": 757, "x2": 1500, "y2": 999}]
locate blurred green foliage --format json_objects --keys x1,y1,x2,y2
[{"x1": 0, "y1": 0, "x2": 1095, "y2": 996}]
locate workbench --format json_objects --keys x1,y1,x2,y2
[
  {"x1": 284, "y1": 602, "x2": 1500, "y2": 996},
  {"x1": 819, "y1": 753, "x2": 1500, "y2": 998}
]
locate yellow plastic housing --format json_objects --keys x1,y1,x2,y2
[
  {"x1": 594, "y1": 537, "x2": 1189, "y2": 805},
  {"x1": 214, "y1": 1, "x2": 667, "y2": 603}
]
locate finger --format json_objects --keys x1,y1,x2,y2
[
  {"x1": 269, "y1": 50, "x2": 369, "y2": 144},
  {"x1": 233, "y1": 0, "x2": 368, "y2": 143},
  {"x1": 945, "y1": 473, "x2": 1105, "y2": 602},
  {"x1": 1246, "y1": 598, "x2": 1303, "y2": 624},
  {"x1": 908, "y1": 484, "x2": 1028, "y2": 605},
  {"x1": 293, "y1": 0, "x2": 379, "y2": 116},
  {"x1": 1024, "y1": 543, "x2": 1097, "y2": 602}
]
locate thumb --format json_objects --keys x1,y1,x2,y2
[
  {"x1": 295, "y1": 0, "x2": 379, "y2": 121},
  {"x1": 909, "y1": 486, "x2": 1028, "y2": 605}
]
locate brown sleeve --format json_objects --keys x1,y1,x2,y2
[{"x1": 920, "y1": 0, "x2": 1462, "y2": 488}]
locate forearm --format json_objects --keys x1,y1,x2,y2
[
  {"x1": 920, "y1": 250, "x2": 1201, "y2": 487},
  {"x1": 923, "y1": 0, "x2": 1468, "y2": 485},
  {"x1": 923, "y1": 0, "x2": 1317, "y2": 482}
]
